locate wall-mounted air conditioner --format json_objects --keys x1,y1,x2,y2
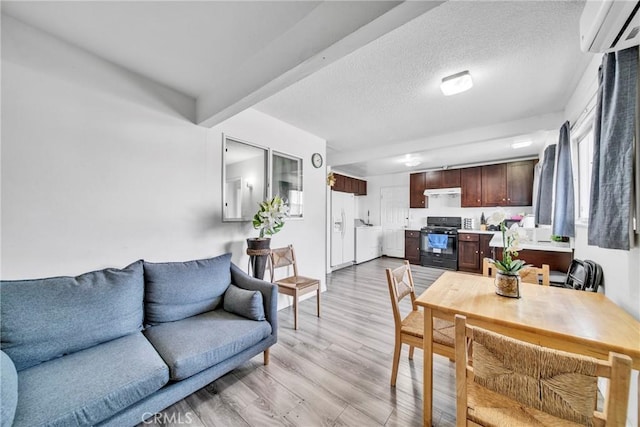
[{"x1": 580, "y1": 0, "x2": 640, "y2": 53}]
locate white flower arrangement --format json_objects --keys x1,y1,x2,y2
[
  {"x1": 252, "y1": 195, "x2": 290, "y2": 238},
  {"x1": 487, "y1": 208, "x2": 527, "y2": 274}
]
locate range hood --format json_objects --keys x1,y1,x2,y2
[{"x1": 423, "y1": 187, "x2": 462, "y2": 196}]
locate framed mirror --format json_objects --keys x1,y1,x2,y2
[
  {"x1": 272, "y1": 151, "x2": 303, "y2": 218},
  {"x1": 222, "y1": 135, "x2": 268, "y2": 222}
]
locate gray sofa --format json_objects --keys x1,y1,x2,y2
[{"x1": 0, "y1": 253, "x2": 278, "y2": 427}]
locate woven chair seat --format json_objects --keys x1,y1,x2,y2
[
  {"x1": 274, "y1": 275, "x2": 319, "y2": 290},
  {"x1": 467, "y1": 377, "x2": 583, "y2": 427},
  {"x1": 401, "y1": 310, "x2": 455, "y2": 347}
]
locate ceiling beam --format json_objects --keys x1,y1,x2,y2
[{"x1": 197, "y1": 1, "x2": 444, "y2": 128}]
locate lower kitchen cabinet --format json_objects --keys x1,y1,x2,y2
[
  {"x1": 458, "y1": 232, "x2": 494, "y2": 273},
  {"x1": 405, "y1": 230, "x2": 421, "y2": 265}
]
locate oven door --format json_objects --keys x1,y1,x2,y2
[{"x1": 420, "y1": 230, "x2": 457, "y2": 258}]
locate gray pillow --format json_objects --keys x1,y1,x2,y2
[
  {"x1": 0, "y1": 260, "x2": 144, "y2": 371},
  {"x1": 223, "y1": 284, "x2": 265, "y2": 321},
  {"x1": 144, "y1": 253, "x2": 232, "y2": 325}
]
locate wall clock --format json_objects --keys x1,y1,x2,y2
[{"x1": 311, "y1": 153, "x2": 323, "y2": 168}]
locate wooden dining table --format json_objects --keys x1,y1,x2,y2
[{"x1": 416, "y1": 271, "x2": 640, "y2": 427}]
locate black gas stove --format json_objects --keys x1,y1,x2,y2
[{"x1": 420, "y1": 216, "x2": 462, "y2": 270}]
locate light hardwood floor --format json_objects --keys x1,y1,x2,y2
[{"x1": 147, "y1": 257, "x2": 456, "y2": 426}]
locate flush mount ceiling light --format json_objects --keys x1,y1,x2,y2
[
  {"x1": 440, "y1": 70, "x2": 473, "y2": 96},
  {"x1": 511, "y1": 140, "x2": 533, "y2": 149},
  {"x1": 401, "y1": 155, "x2": 421, "y2": 167}
]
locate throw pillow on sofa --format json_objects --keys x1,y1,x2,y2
[
  {"x1": 223, "y1": 284, "x2": 266, "y2": 321},
  {"x1": 0, "y1": 260, "x2": 144, "y2": 371},
  {"x1": 144, "y1": 253, "x2": 232, "y2": 325}
]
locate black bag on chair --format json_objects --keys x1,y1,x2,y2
[{"x1": 564, "y1": 259, "x2": 603, "y2": 292}]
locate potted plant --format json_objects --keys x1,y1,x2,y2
[
  {"x1": 247, "y1": 195, "x2": 289, "y2": 279},
  {"x1": 486, "y1": 209, "x2": 528, "y2": 298}
]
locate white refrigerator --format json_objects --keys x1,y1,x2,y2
[{"x1": 331, "y1": 191, "x2": 355, "y2": 268}]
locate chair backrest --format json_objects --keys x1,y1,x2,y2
[
  {"x1": 385, "y1": 261, "x2": 417, "y2": 327},
  {"x1": 269, "y1": 245, "x2": 298, "y2": 281},
  {"x1": 483, "y1": 258, "x2": 550, "y2": 285},
  {"x1": 454, "y1": 314, "x2": 631, "y2": 426},
  {"x1": 482, "y1": 258, "x2": 496, "y2": 278},
  {"x1": 565, "y1": 259, "x2": 603, "y2": 292},
  {"x1": 520, "y1": 264, "x2": 550, "y2": 286}
]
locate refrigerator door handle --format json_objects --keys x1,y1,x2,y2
[{"x1": 341, "y1": 210, "x2": 346, "y2": 237}]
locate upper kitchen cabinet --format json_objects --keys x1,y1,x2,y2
[
  {"x1": 506, "y1": 161, "x2": 534, "y2": 206},
  {"x1": 482, "y1": 161, "x2": 535, "y2": 206},
  {"x1": 424, "y1": 169, "x2": 461, "y2": 189},
  {"x1": 410, "y1": 172, "x2": 426, "y2": 208},
  {"x1": 424, "y1": 171, "x2": 441, "y2": 189},
  {"x1": 441, "y1": 169, "x2": 461, "y2": 188},
  {"x1": 462, "y1": 160, "x2": 535, "y2": 207},
  {"x1": 481, "y1": 163, "x2": 507, "y2": 206},
  {"x1": 461, "y1": 167, "x2": 482, "y2": 207},
  {"x1": 332, "y1": 173, "x2": 367, "y2": 196}
]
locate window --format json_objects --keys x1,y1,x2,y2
[
  {"x1": 574, "y1": 126, "x2": 594, "y2": 223},
  {"x1": 272, "y1": 152, "x2": 303, "y2": 218}
]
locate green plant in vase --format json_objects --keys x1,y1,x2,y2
[
  {"x1": 247, "y1": 195, "x2": 289, "y2": 280},
  {"x1": 252, "y1": 195, "x2": 289, "y2": 238},
  {"x1": 487, "y1": 209, "x2": 527, "y2": 297}
]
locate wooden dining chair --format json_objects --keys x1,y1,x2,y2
[
  {"x1": 385, "y1": 260, "x2": 455, "y2": 387},
  {"x1": 482, "y1": 258, "x2": 550, "y2": 285},
  {"x1": 269, "y1": 245, "x2": 320, "y2": 330},
  {"x1": 454, "y1": 314, "x2": 632, "y2": 426},
  {"x1": 520, "y1": 264, "x2": 550, "y2": 286}
]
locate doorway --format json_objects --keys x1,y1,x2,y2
[{"x1": 380, "y1": 186, "x2": 409, "y2": 258}]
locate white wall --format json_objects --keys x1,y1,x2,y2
[
  {"x1": 1, "y1": 16, "x2": 326, "y2": 307},
  {"x1": 562, "y1": 52, "x2": 639, "y2": 427}
]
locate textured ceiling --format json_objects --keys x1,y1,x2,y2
[
  {"x1": 2, "y1": 1, "x2": 592, "y2": 177},
  {"x1": 255, "y1": 1, "x2": 593, "y2": 176}
]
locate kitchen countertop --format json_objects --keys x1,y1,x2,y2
[
  {"x1": 489, "y1": 233, "x2": 573, "y2": 253},
  {"x1": 457, "y1": 229, "x2": 498, "y2": 235}
]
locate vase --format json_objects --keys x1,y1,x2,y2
[
  {"x1": 246, "y1": 238, "x2": 271, "y2": 280},
  {"x1": 495, "y1": 271, "x2": 521, "y2": 298}
]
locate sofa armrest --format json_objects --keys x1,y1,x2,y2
[
  {"x1": 230, "y1": 263, "x2": 278, "y2": 337},
  {"x1": 1, "y1": 350, "x2": 18, "y2": 427}
]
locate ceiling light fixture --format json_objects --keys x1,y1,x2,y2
[
  {"x1": 511, "y1": 140, "x2": 533, "y2": 149},
  {"x1": 405, "y1": 160, "x2": 421, "y2": 167},
  {"x1": 440, "y1": 70, "x2": 473, "y2": 96}
]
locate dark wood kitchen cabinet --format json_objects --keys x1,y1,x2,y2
[
  {"x1": 424, "y1": 169, "x2": 461, "y2": 189},
  {"x1": 409, "y1": 173, "x2": 427, "y2": 208},
  {"x1": 332, "y1": 173, "x2": 367, "y2": 196},
  {"x1": 424, "y1": 171, "x2": 441, "y2": 189},
  {"x1": 481, "y1": 163, "x2": 507, "y2": 206},
  {"x1": 506, "y1": 161, "x2": 534, "y2": 206},
  {"x1": 461, "y1": 167, "x2": 482, "y2": 207},
  {"x1": 458, "y1": 233, "x2": 480, "y2": 272},
  {"x1": 441, "y1": 169, "x2": 461, "y2": 188},
  {"x1": 478, "y1": 161, "x2": 535, "y2": 207},
  {"x1": 405, "y1": 230, "x2": 421, "y2": 264},
  {"x1": 458, "y1": 232, "x2": 494, "y2": 273}
]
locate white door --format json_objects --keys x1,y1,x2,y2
[
  {"x1": 330, "y1": 191, "x2": 344, "y2": 267},
  {"x1": 342, "y1": 193, "x2": 355, "y2": 263},
  {"x1": 380, "y1": 186, "x2": 409, "y2": 257}
]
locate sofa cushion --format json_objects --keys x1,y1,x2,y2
[
  {"x1": 0, "y1": 260, "x2": 144, "y2": 371},
  {"x1": 12, "y1": 333, "x2": 168, "y2": 427},
  {"x1": 144, "y1": 253, "x2": 232, "y2": 325},
  {"x1": 223, "y1": 284, "x2": 266, "y2": 321},
  {"x1": 144, "y1": 310, "x2": 272, "y2": 381},
  {"x1": 1, "y1": 351, "x2": 18, "y2": 427}
]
